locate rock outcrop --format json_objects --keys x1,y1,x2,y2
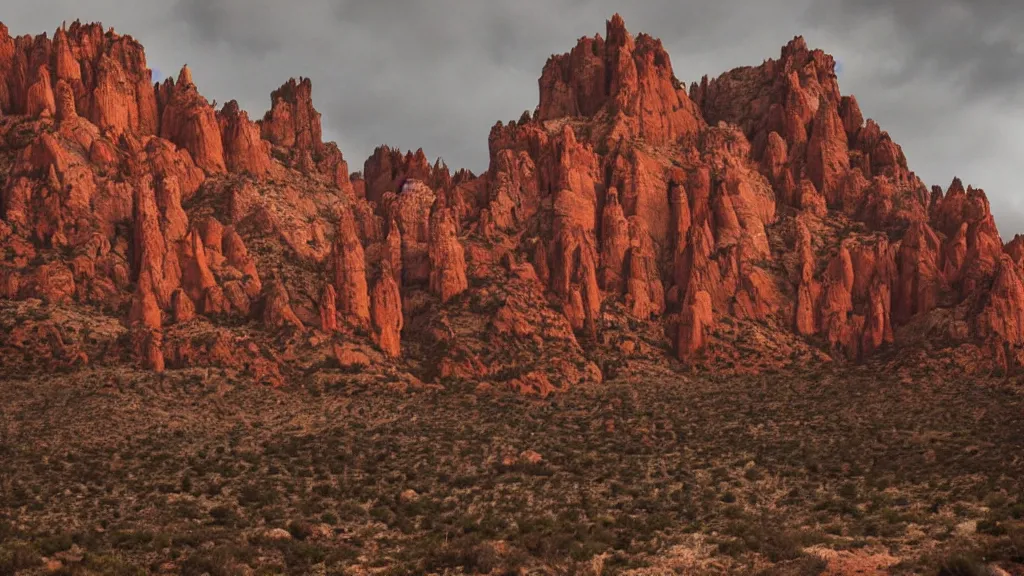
[
  {"x1": 262, "y1": 278, "x2": 304, "y2": 331},
  {"x1": 428, "y1": 207, "x2": 468, "y2": 303},
  {"x1": 260, "y1": 77, "x2": 322, "y2": 153},
  {"x1": 158, "y1": 66, "x2": 226, "y2": 174},
  {"x1": 319, "y1": 283, "x2": 338, "y2": 332},
  {"x1": 363, "y1": 146, "x2": 451, "y2": 205},
  {"x1": 0, "y1": 22, "x2": 160, "y2": 134},
  {"x1": 624, "y1": 217, "x2": 665, "y2": 319},
  {"x1": 538, "y1": 14, "x2": 704, "y2": 145},
  {"x1": 219, "y1": 100, "x2": 273, "y2": 176},
  {"x1": 331, "y1": 207, "x2": 370, "y2": 326},
  {"x1": 2, "y1": 14, "x2": 1023, "y2": 389},
  {"x1": 678, "y1": 290, "x2": 713, "y2": 360},
  {"x1": 371, "y1": 260, "x2": 403, "y2": 357},
  {"x1": 388, "y1": 179, "x2": 436, "y2": 285}
]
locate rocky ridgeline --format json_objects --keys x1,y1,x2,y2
[{"x1": 1, "y1": 16, "x2": 1022, "y2": 390}]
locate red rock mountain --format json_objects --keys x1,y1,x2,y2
[{"x1": 2, "y1": 16, "x2": 1021, "y2": 390}]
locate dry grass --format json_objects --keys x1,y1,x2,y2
[{"x1": 1, "y1": 365, "x2": 1022, "y2": 575}]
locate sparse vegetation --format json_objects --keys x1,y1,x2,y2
[{"x1": 0, "y1": 366, "x2": 1022, "y2": 574}]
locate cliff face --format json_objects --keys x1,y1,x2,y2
[{"x1": 1, "y1": 16, "x2": 1021, "y2": 389}]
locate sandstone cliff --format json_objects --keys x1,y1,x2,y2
[{"x1": 2, "y1": 15, "x2": 1021, "y2": 389}]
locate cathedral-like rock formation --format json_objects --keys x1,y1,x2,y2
[
  {"x1": 25, "y1": 64, "x2": 56, "y2": 118},
  {"x1": 428, "y1": 207, "x2": 468, "y2": 304},
  {"x1": 2, "y1": 14, "x2": 1023, "y2": 387},
  {"x1": 371, "y1": 260, "x2": 403, "y2": 357},
  {"x1": 624, "y1": 217, "x2": 665, "y2": 319},
  {"x1": 0, "y1": 21, "x2": 160, "y2": 135},
  {"x1": 331, "y1": 207, "x2": 371, "y2": 326},
  {"x1": 158, "y1": 66, "x2": 226, "y2": 174},
  {"x1": 319, "y1": 284, "x2": 338, "y2": 332},
  {"x1": 363, "y1": 146, "x2": 453, "y2": 206},
  {"x1": 678, "y1": 290, "x2": 713, "y2": 360},
  {"x1": 260, "y1": 77, "x2": 323, "y2": 153},
  {"x1": 387, "y1": 179, "x2": 437, "y2": 285},
  {"x1": 538, "y1": 14, "x2": 704, "y2": 145},
  {"x1": 262, "y1": 278, "x2": 304, "y2": 331},
  {"x1": 218, "y1": 100, "x2": 273, "y2": 176},
  {"x1": 600, "y1": 188, "x2": 630, "y2": 294}
]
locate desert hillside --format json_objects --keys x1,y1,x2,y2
[
  {"x1": 1, "y1": 15, "x2": 1023, "y2": 384},
  {"x1": 1, "y1": 14, "x2": 1023, "y2": 576}
]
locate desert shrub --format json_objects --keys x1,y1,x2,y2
[
  {"x1": 38, "y1": 533, "x2": 74, "y2": 555},
  {"x1": 109, "y1": 530, "x2": 156, "y2": 551},
  {"x1": 755, "y1": 554, "x2": 829, "y2": 576},
  {"x1": 839, "y1": 482, "x2": 859, "y2": 500},
  {"x1": 983, "y1": 526, "x2": 1024, "y2": 564},
  {"x1": 237, "y1": 483, "x2": 279, "y2": 507},
  {"x1": 422, "y1": 536, "x2": 503, "y2": 574},
  {"x1": 174, "y1": 500, "x2": 204, "y2": 520},
  {"x1": 723, "y1": 523, "x2": 824, "y2": 563},
  {"x1": 180, "y1": 546, "x2": 254, "y2": 576},
  {"x1": 286, "y1": 520, "x2": 313, "y2": 541},
  {"x1": 936, "y1": 556, "x2": 994, "y2": 576},
  {"x1": 209, "y1": 505, "x2": 241, "y2": 527},
  {"x1": 0, "y1": 542, "x2": 41, "y2": 573},
  {"x1": 276, "y1": 540, "x2": 327, "y2": 571},
  {"x1": 74, "y1": 554, "x2": 146, "y2": 576}
]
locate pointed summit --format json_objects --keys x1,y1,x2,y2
[
  {"x1": 260, "y1": 77, "x2": 323, "y2": 153},
  {"x1": 536, "y1": 14, "x2": 703, "y2": 144},
  {"x1": 177, "y1": 64, "x2": 193, "y2": 88},
  {"x1": 159, "y1": 63, "x2": 226, "y2": 173},
  {"x1": 783, "y1": 35, "x2": 809, "y2": 54},
  {"x1": 607, "y1": 13, "x2": 629, "y2": 44}
]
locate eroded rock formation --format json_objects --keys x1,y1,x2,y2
[{"x1": 2, "y1": 14, "x2": 1023, "y2": 389}]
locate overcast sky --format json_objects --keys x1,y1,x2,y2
[{"x1": 5, "y1": 0, "x2": 1023, "y2": 236}]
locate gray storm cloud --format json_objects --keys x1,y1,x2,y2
[{"x1": 4, "y1": 0, "x2": 1023, "y2": 235}]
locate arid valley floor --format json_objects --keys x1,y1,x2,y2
[{"x1": 3, "y1": 365, "x2": 1023, "y2": 575}]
